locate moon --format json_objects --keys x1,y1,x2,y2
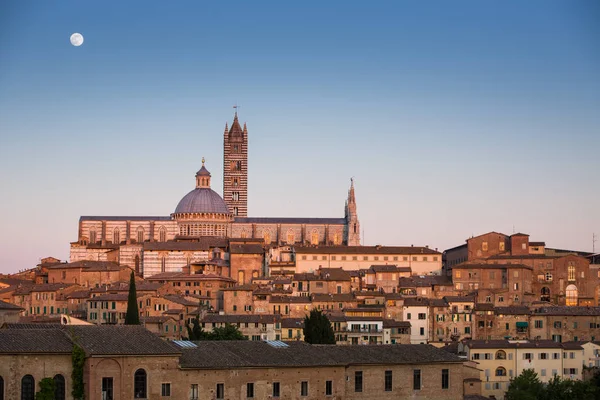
[{"x1": 70, "y1": 33, "x2": 84, "y2": 47}]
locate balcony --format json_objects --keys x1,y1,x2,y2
[{"x1": 345, "y1": 328, "x2": 383, "y2": 334}]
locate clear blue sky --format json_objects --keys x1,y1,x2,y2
[{"x1": 1, "y1": 1, "x2": 599, "y2": 272}]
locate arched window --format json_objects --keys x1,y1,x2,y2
[
  {"x1": 134, "y1": 369, "x2": 147, "y2": 398},
  {"x1": 161, "y1": 257, "x2": 166, "y2": 273},
  {"x1": 495, "y1": 367, "x2": 507, "y2": 377},
  {"x1": 54, "y1": 374, "x2": 65, "y2": 400},
  {"x1": 136, "y1": 227, "x2": 144, "y2": 243},
  {"x1": 566, "y1": 284, "x2": 578, "y2": 306},
  {"x1": 134, "y1": 255, "x2": 140, "y2": 274},
  {"x1": 113, "y1": 228, "x2": 120, "y2": 245},
  {"x1": 568, "y1": 263, "x2": 576, "y2": 281},
  {"x1": 311, "y1": 230, "x2": 319, "y2": 245},
  {"x1": 495, "y1": 350, "x2": 506, "y2": 360},
  {"x1": 238, "y1": 270, "x2": 245, "y2": 285},
  {"x1": 0, "y1": 375, "x2": 4, "y2": 400},
  {"x1": 541, "y1": 287, "x2": 551, "y2": 302},
  {"x1": 158, "y1": 227, "x2": 166, "y2": 242},
  {"x1": 240, "y1": 229, "x2": 247, "y2": 239},
  {"x1": 286, "y1": 229, "x2": 295, "y2": 244},
  {"x1": 21, "y1": 375, "x2": 35, "y2": 400}
]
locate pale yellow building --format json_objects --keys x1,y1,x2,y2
[
  {"x1": 461, "y1": 340, "x2": 584, "y2": 400},
  {"x1": 294, "y1": 246, "x2": 442, "y2": 275}
]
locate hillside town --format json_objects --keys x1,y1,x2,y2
[{"x1": 1, "y1": 114, "x2": 598, "y2": 400}]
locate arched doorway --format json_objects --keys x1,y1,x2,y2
[
  {"x1": 566, "y1": 284, "x2": 578, "y2": 306},
  {"x1": 541, "y1": 287, "x2": 551, "y2": 302}
]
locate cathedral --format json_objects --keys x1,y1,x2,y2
[{"x1": 70, "y1": 112, "x2": 360, "y2": 277}]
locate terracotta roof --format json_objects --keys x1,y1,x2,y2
[
  {"x1": 369, "y1": 265, "x2": 403, "y2": 273},
  {"x1": 281, "y1": 318, "x2": 304, "y2": 328},
  {"x1": 30, "y1": 283, "x2": 76, "y2": 292},
  {"x1": 141, "y1": 316, "x2": 176, "y2": 324},
  {"x1": 316, "y1": 268, "x2": 352, "y2": 281},
  {"x1": 146, "y1": 272, "x2": 235, "y2": 282},
  {"x1": 311, "y1": 293, "x2": 355, "y2": 302},
  {"x1": 295, "y1": 246, "x2": 441, "y2": 255},
  {"x1": 66, "y1": 290, "x2": 92, "y2": 299},
  {"x1": 0, "y1": 329, "x2": 73, "y2": 354},
  {"x1": 533, "y1": 306, "x2": 600, "y2": 316},
  {"x1": 269, "y1": 296, "x2": 311, "y2": 304},
  {"x1": 88, "y1": 293, "x2": 129, "y2": 302},
  {"x1": 0, "y1": 299, "x2": 23, "y2": 310},
  {"x1": 230, "y1": 244, "x2": 264, "y2": 254},
  {"x1": 383, "y1": 319, "x2": 411, "y2": 328},
  {"x1": 221, "y1": 284, "x2": 257, "y2": 292},
  {"x1": 163, "y1": 294, "x2": 199, "y2": 307},
  {"x1": 68, "y1": 325, "x2": 181, "y2": 355},
  {"x1": 179, "y1": 341, "x2": 461, "y2": 369},
  {"x1": 495, "y1": 306, "x2": 530, "y2": 315},
  {"x1": 399, "y1": 275, "x2": 452, "y2": 287},
  {"x1": 467, "y1": 340, "x2": 579, "y2": 350},
  {"x1": 201, "y1": 314, "x2": 281, "y2": 324},
  {"x1": 443, "y1": 296, "x2": 475, "y2": 303}
]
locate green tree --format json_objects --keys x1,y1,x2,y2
[
  {"x1": 35, "y1": 378, "x2": 55, "y2": 400},
  {"x1": 71, "y1": 344, "x2": 85, "y2": 400},
  {"x1": 539, "y1": 375, "x2": 596, "y2": 400},
  {"x1": 209, "y1": 323, "x2": 246, "y2": 340},
  {"x1": 187, "y1": 315, "x2": 209, "y2": 340},
  {"x1": 505, "y1": 369, "x2": 543, "y2": 400},
  {"x1": 303, "y1": 309, "x2": 335, "y2": 344},
  {"x1": 124, "y1": 271, "x2": 140, "y2": 325}
]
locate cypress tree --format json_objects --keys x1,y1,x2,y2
[
  {"x1": 124, "y1": 271, "x2": 140, "y2": 325},
  {"x1": 303, "y1": 309, "x2": 335, "y2": 344}
]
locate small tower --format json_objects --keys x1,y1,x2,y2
[
  {"x1": 223, "y1": 110, "x2": 248, "y2": 217},
  {"x1": 196, "y1": 157, "x2": 211, "y2": 188},
  {"x1": 345, "y1": 178, "x2": 361, "y2": 245}
]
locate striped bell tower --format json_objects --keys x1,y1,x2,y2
[{"x1": 223, "y1": 110, "x2": 248, "y2": 217}]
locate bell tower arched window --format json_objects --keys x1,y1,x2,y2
[
  {"x1": 113, "y1": 228, "x2": 120, "y2": 245},
  {"x1": 158, "y1": 227, "x2": 166, "y2": 242}
]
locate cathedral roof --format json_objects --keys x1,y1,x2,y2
[
  {"x1": 174, "y1": 188, "x2": 230, "y2": 215},
  {"x1": 195, "y1": 165, "x2": 211, "y2": 177}
]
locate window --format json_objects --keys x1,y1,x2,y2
[
  {"x1": 21, "y1": 375, "x2": 35, "y2": 400},
  {"x1": 499, "y1": 242, "x2": 505, "y2": 251},
  {"x1": 190, "y1": 384, "x2": 199, "y2": 400},
  {"x1": 539, "y1": 353, "x2": 548, "y2": 360},
  {"x1": 102, "y1": 377, "x2": 113, "y2": 400},
  {"x1": 300, "y1": 381, "x2": 308, "y2": 397},
  {"x1": 247, "y1": 382, "x2": 254, "y2": 398},
  {"x1": 113, "y1": 228, "x2": 120, "y2": 244},
  {"x1": 272, "y1": 382, "x2": 280, "y2": 398},
  {"x1": 0, "y1": 376, "x2": 3, "y2": 400},
  {"x1": 524, "y1": 353, "x2": 533, "y2": 360},
  {"x1": 216, "y1": 383, "x2": 224, "y2": 399},
  {"x1": 407, "y1": 313, "x2": 411, "y2": 320},
  {"x1": 496, "y1": 350, "x2": 506, "y2": 360},
  {"x1": 385, "y1": 370, "x2": 393, "y2": 391},
  {"x1": 495, "y1": 367, "x2": 507, "y2": 377},
  {"x1": 566, "y1": 284, "x2": 578, "y2": 306},
  {"x1": 413, "y1": 369, "x2": 421, "y2": 390},
  {"x1": 472, "y1": 353, "x2": 481, "y2": 360},
  {"x1": 355, "y1": 371, "x2": 363, "y2": 392},
  {"x1": 442, "y1": 369, "x2": 449, "y2": 389},
  {"x1": 54, "y1": 374, "x2": 65, "y2": 400},
  {"x1": 161, "y1": 383, "x2": 171, "y2": 397},
  {"x1": 420, "y1": 327, "x2": 425, "y2": 335},
  {"x1": 553, "y1": 352, "x2": 560, "y2": 359},
  {"x1": 482, "y1": 242, "x2": 488, "y2": 251},
  {"x1": 568, "y1": 264, "x2": 576, "y2": 281},
  {"x1": 159, "y1": 227, "x2": 166, "y2": 242},
  {"x1": 535, "y1": 320, "x2": 543, "y2": 329},
  {"x1": 325, "y1": 380, "x2": 332, "y2": 396},
  {"x1": 134, "y1": 369, "x2": 147, "y2": 399},
  {"x1": 137, "y1": 227, "x2": 144, "y2": 243},
  {"x1": 418, "y1": 313, "x2": 426, "y2": 320}
]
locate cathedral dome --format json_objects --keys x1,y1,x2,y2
[{"x1": 174, "y1": 188, "x2": 230, "y2": 215}]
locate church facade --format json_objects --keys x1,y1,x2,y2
[{"x1": 70, "y1": 113, "x2": 360, "y2": 278}]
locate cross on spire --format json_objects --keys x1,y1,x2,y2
[{"x1": 233, "y1": 104, "x2": 241, "y2": 118}]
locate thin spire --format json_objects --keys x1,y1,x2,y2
[{"x1": 202, "y1": 157, "x2": 205, "y2": 166}]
